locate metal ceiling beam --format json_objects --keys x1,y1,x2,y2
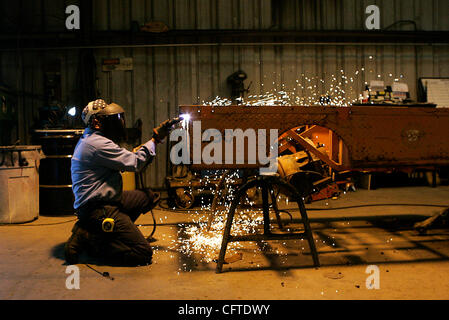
[{"x1": 2, "y1": 29, "x2": 449, "y2": 51}]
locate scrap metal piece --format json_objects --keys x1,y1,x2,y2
[{"x1": 414, "y1": 208, "x2": 449, "y2": 234}]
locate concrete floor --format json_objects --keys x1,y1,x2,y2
[{"x1": 1, "y1": 185, "x2": 449, "y2": 300}]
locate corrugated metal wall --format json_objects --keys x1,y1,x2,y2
[
  {"x1": 2, "y1": 0, "x2": 449, "y2": 188},
  {"x1": 3, "y1": 0, "x2": 449, "y2": 32},
  {"x1": 89, "y1": 0, "x2": 449, "y2": 31}
]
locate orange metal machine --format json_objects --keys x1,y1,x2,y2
[
  {"x1": 179, "y1": 105, "x2": 449, "y2": 170},
  {"x1": 177, "y1": 105, "x2": 449, "y2": 272}
]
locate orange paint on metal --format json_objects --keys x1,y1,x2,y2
[{"x1": 179, "y1": 105, "x2": 449, "y2": 170}]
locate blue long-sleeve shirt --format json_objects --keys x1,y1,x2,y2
[{"x1": 71, "y1": 127, "x2": 156, "y2": 210}]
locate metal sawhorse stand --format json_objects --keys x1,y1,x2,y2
[{"x1": 215, "y1": 175, "x2": 320, "y2": 273}]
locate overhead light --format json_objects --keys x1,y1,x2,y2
[{"x1": 68, "y1": 106, "x2": 77, "y2": 117}]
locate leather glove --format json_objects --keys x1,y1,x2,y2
[{"x1": 152, "y1": 118, "x2": 182, "y2": 143}]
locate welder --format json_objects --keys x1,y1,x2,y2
[{"x1": 65, "y1": 99, "x2": 179, "y2": 266}]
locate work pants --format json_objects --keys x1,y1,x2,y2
[{"x1": 77, "y1": 189, "x2": 154, "y2": 266}]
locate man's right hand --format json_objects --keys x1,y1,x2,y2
[{"x1": 152, "y1": 118, "x2": 181, "y2": 143}]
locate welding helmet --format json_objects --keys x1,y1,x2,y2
[{"x1": 82, "y1": 99, "x2": 126, "y2": 143}]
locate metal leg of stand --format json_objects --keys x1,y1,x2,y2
[
  {"x1": 297, "y1": 195, "x2": 320, "y2": 267},
  {"x1": 208, "y1": 170, "x2": 230, "y2": 231},
  {"x1": 216, "y1": 192, "x2": 239, "y2": 273},
  {"x1": 269, "y1": 186, "x2": 284, "y2": 230},
  {"x1": 216, "y1": 176, "x2": 320, "y2": 273},
  {"x1": 261, "y1": 184, "x2": 271, "y2": 235}
]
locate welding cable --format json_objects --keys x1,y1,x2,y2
[
  {"x1": 0, "y1": 218, "x2": 77, "y2": 227},
  {"x1": 384, "y1": 20, "x2": 418, "y2": 31},
  {"x1": 146, "y1": 209, "x2": 157, "y2": 239},
  {"x1": 156, "y1": 197, "x2": 294, "y2": 225},
  {"x1": 156, "y1": 198, "x2": 449, "y2": 213},
  {"x1": 156, "y1": 198, "x2": 232, "y2": 213},
  {"x1": 304, "y1": 203, "x2": 449, "y2": 211},
  {"x1": 274, "y1": 209, "x2": 294, "y2": 221},
  {"x1": 157, "y1": 198, "x2": 200, "y2": 212},
  {"x1": 136, "y1": 168, "x2": 159, "y2": 238},
  {"x1": 85, "y1": 264, "x2": 114, "y2": 281}
]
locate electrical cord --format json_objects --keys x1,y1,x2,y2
[
  {"x1": 0, "y1": 218, "x2": 77, "y2": 227},
  {"x1": 0, "y1": 195, "x2": 157, "y2": 229},
  {"x1": 2, "y1": 203, "x2": 446, "y2": 227},
  {"x1": 305, "y1": 203, "x2": 449, "y2": 211},
  {"x1": 157, "y1": 198, "x2": 199, "y2": 212},
  {"x1": 156, "y1": 198, "x2": 449, "y2": 213},
  {"x1": 146, "y1": 209, "x2": 157, "y2": 239},
  {"x1": 85, "y1": 264, "x2": 114, "y2": 281},
  {"x1": 384, "y1": 20, "x2": 418, "y2": 31},
  {"x1": 0, "y1": 218, "x2": 117, "y2": 279},
  {"x1": 136, "y1": 168, "x2": 160, "y2": 238}
]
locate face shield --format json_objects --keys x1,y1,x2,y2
[
  {"x1": 97, "y1": 112, "x2": 127, "y2": 144},
  {"x1": 94, "y1": 102, "x2": 127, "y2": 144},
  {"x1": 82, "y1": 100, "x2": 127, "y2": 143}
]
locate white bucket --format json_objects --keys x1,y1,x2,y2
[{"x1": 0, "y1": 146, "x2": 43, "y2": 223}]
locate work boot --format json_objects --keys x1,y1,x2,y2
[{"x1": 64, "y1": 222, "x2": 90, "y2": 264}]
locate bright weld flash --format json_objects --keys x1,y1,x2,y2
[
  {"x1": 180, "y1": 113, "x2": 190, "y2": 122},
  {"x1": 180, "y1": 113, "x2": 190, "y2": 129}
]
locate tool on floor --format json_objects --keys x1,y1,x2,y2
[
  {"x1": 85, "y1": 264, "x2": 114, "y2": 281},
  {"x1": 414, "y1": 207, "x2": 449, "y2": 234}
]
